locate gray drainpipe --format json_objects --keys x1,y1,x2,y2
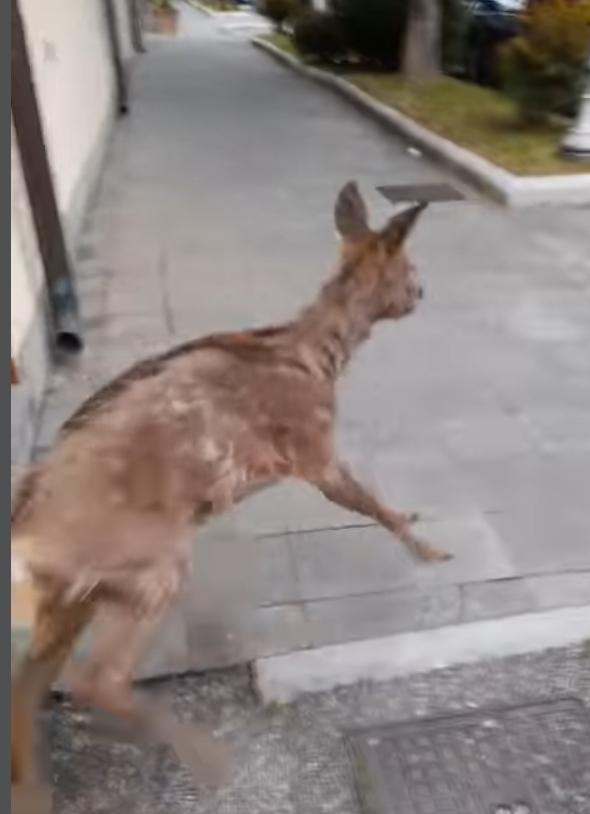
[
  {"x1": 11, "y1": 0, "x2": 83, "y2": 354},
  {"x1": 46, "y1": 268, "x2": 83, "y2": 354}
]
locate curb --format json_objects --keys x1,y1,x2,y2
[
  {"x1": 252, "y1": 38, "x2": 590, "y2": 207},
  {"x1": 184, "y1": 0, "x2": 217, "y2": 18},
  {"x1": 255, "y1": 604, "x2": 590, "y2": 703}
]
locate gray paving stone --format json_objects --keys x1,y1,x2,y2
[
  {"x1": 98, "y1": 311, "x2": 170, "y2": 344},
  {"x1": 104, "y1": 268, "x2": 165, "y2": 317},
  {"x1": 486, "y1": 508, "x2": 590, "y2": 574},
  {"x1": 293, "y1": 514, "x2": 514, "y2": 602},
  {"x1": 523, "y1": 406, "x2": 590, "y2": 454},
  {"x1": 526, "y1": 571, "x2": 590, "y2": 610},
  {"x1": 438, "y1": 412, "x2": 537, "y2": 462},
  {"x1": 464, "y1": 451, "x2": 590, "y2": 507},
  {"x1": 461, "y1": 578, "x2": 534, "y2": 622},
  {"x1": 11, "y1": 384, "x2": 36, "y2": 466},
  {"x1": 304, "y1": 585, "x2": 461, "y2": 647},
  {"x1": 463, "y1": 453, "x2": 590, "y2": 573},
  {"x1": 185, "y1": 603, "x2": 309, "y2": 670},
  {"x1": 137, "y1": 605, "x2": 191, "y2": 680},
  {"x1": 78, "y1": 292, "x2": 106, "y2": 323},
  {"x1": 75, "y1": 273, "x2": 106, "y2": 300},
  {"x1": 367, "y1": 450, "x2": 482, "y2": 519},
  {"x1": 188, "y1": 522, "x2": 300, "y2": 608},
  {"x1": 231, "y1": 481, "x2": 354, "y2": 538}
]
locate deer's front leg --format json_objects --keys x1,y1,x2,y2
[{"x1": 308, "y1": 462, "x2": 451, "y2": 562}]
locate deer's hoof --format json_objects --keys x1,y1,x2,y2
[{"x1": 413, "y1": 540, "x2": 453, "y2": 563}]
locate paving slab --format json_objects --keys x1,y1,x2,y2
[
  {"x1": 526, "y1": 571, "x2": 590, "y2": 610},
  {"x1": 304, "y1": 585, "x2": 461, "y2": 648},
  {"x1": 18, "y1": 2, "x2": 590, "y2": 678},
  {"x1": 461, "y1": 578, "x2": 534, "y2": 622}
]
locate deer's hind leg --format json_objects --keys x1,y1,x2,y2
[
  {"x1": 68, "y1": 563, "x2": 231, "y2": 786},
  {"x1": 69, "y1": 599, "x2": 169, "y2": 720},
  {"x1": 11, "y1": 578, "x2": 95, "y2": 812}
]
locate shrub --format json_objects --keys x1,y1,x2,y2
[
  {"x1": 500, "y1": 0, "x2": 590, "y2": 121},
  {"x1": 293, "y1": 10, "x2": 346, "y2": 61},
  {"x1": 331, "y1": 0, "x2": 409, "y2": 67},
  {"x1": 257, "y1": 0, "x2": 297, "y2": 31}
]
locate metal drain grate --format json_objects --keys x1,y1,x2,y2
[
  {"x1": 347, "y1": 698, "x2": 590, "y2": 814},
  {"x1": 377, "y1": 182, "x2": 465, "y2": 203}
]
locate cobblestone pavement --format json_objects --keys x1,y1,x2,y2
[{"x1": 48, "y1": 644, "x2": 590, "y2": 813}]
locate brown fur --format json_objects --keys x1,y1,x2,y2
[{"x1": 11, "y1": 182, "x2": 449, "y2": 802}]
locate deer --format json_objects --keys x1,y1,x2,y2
[{"x1": 11, "y1": 181, "x2": 450, "y2": 809}]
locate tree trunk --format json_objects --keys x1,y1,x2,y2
[
  {"x1": 402, "y1": 0, "x2": 441, "y2": 79},
  {"x1": 562, "y1": 63, "x2": 590, "y2": 160}
]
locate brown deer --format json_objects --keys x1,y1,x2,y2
[{"x1": 11, "y1": 182, "x2": 449, "y2": 807}]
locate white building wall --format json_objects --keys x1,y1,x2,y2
[
  {"x1": 114, "y1": 0, "x2": 136, "y2": 63},
  {"x1": 18, "y1": 0, "x2": 134, "y2": 244},
  {"x1": 11, "y1": 0, "x2": 136, "y2": 470},
  {"x1": 11, "y1": 121, "x2": 51, "y2": 471}
]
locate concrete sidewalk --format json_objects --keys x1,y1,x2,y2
[
  {"x1": 32, "y1": 2, "x2": 590, "y2": 680},
  {"x1": 187, "y1": 0, "x2": 272, "y2": 37}
]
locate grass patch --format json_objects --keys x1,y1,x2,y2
[
  {"x1": 198, "y1": 0, "x2": 239, "y2": 10},
  {"x1": 346, "y1": 74, "x2": 585, "y2": 176},
  {"x1": 261, "y1": 34, "x2": 589, "y2": 176},
  {"x1": 263, "y1": 32, "x2": 300, "y2": 58}
]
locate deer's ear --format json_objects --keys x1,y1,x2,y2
[
  {"x1": 335, "y1": 181, "x2": 369, "y2": 240},
  {"x1": 382, "y1": 203, "x2": 427, "y2": 251}
]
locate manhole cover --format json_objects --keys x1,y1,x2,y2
[
  {"x1": 377, "y1": 182, "x2": 464, "y2": 203},
  {"x1": 347, "y1": 698, "x2": 590, "y2": 814}
]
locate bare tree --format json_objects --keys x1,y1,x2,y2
[{"x1": 402, "y1": 0, "x2": 441, "y2": 78}]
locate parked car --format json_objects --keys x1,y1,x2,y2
[{"x1": 462, "y1": 0, "x2": 525, "y2": 86}]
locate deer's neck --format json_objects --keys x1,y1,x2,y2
[{"x1": 294, "y1": 272, "x2": 377, "y2": 380}]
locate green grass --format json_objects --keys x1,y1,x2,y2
[
  {"x1": 263, "y1": 32, "x2": 299, "y2": 57},
  {"x1": 198, "y1": 0, "x2": 238, "y2": 10},
  {"x1": 346, "y1": 74, "x2": 586, "y2": 176},
  {"x1": 262, "y1": 34, "x2": 589, "y2": 177}
]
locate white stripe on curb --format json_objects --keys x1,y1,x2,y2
[{"x1": 255, "y1": 604, "x2": 590, "y2": 703}]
